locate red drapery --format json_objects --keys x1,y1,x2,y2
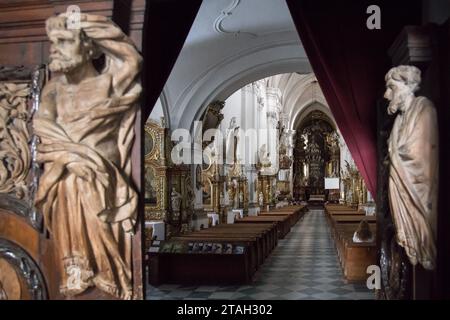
[
  {"x1": 286, "y1": 0, "x2": 421, "y2": 196},
  {"x1": 141, "y1": 0, "x2": 202, "y2": 120}
]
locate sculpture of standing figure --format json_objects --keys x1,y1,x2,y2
[
  {"x1": 226, "y1": 117, "x2": 240, "y2": 164},
  {"x1": 239, "y1": 190, "x2": 244, "y2": 207},
  {"x1": 258, "y1": 144, "x2": 271, "y2": 166},
  {"x1": 384, "y1": 65, "x2": 439, "y2": 270},
  {"x1": 171, "y1": 187, "x2": 182, "y2": 213},
  {"x1": 34, "y1": 13, "x2": 142, "y2": 299}
]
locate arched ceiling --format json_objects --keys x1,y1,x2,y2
[
  {"x1": 158, "y1": 0, "x2": 308, "y2": 130},
  {"x1": 263, "y1": 73, "x2": 336, "y2": 131}
]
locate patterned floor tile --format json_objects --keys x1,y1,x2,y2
[
  {"x1": 186, "y1": 291, "x2": 213, "y2": 299},
  {"x1": 269, "y1": 287, "x2": 293, "y2": 296},
  {"x1": 194, "y1": 286, "x2": 220, "y2": 292},
  {"x1": 208, "y1": 291, "x2": 235, "y2": 299},
  {"x1": 248, "y1": 292, "x2": 278, "y2": 300},
  {"x1": 157, "y1": 284, "x2": 182, "y2": 290},
  {"x1": 167, "y1": 290, "x2": 192, "y2": 298},
  {"x1": 310, "y1": 292, "x2": 340, "y2": 300}
]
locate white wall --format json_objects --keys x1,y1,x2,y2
[{"x1": 220, "y1": 89, "x2": 242, "y2": 133}]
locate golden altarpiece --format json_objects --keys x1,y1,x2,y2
[
  {"x1": 199, "y1": 100, "x2": 233, "y2": 223},
  {"x1": 256, "y1": 165, "x2": 275, "y2": 208},
  {"x1": 341, "y1": 160, "x2": 368, "y2": 207},
  {"x1": 201, "y1": 151, "x2": 224, "y2": 220},
  {"x1": 144, "y1": 119, "x2": 193, "y2": 243}
]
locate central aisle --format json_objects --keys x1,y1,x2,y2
[{"x1": 147, "y1": 209, "x2": 375, "y2": 300}]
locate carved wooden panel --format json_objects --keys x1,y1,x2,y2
[
  {"x1": 0, "y1": 1, "x2": 147, "y2": 300},
  {"x1": 0, "y1": 65, "x2": 45, "y2": 222},
  {"x1": 0, "y1": 82, "x2": 30, "y2": 197},
  {"x1": 0, "y1": 238, "x2": 47, "y2": 300}
]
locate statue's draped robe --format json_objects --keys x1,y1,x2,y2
[
  {"x1": 388, "y1": 96, "x2": 438, "y2": 270},
  {"x1": 34, "y1": 73, "x2": 139, "y2": 299}
]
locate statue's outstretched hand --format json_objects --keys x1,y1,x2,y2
[{"x1": 79, "y1": 14, "x2": 124, "y2": 40}]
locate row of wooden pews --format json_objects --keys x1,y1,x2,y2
[
  {"x1": 147, "y1": 205, "x2": 306, "y2": 286},
  {"x1": 324, "y1": 204, "x2": 377, "y2": 282}
]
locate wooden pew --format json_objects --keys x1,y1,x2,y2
[
  {"x1": 147, "y1": 206, "x2": 302, "y2": 286},
  {"x1": 259, "y1": 205, "x2": 306, "y2": 227},
  {"x1": 206, "y1": 223, "x2": 278, "y2": 252},
  {"x1": 235, "y1": 215, "x2": 291, "y2": 239},
  {"x1": 259, "y1": 211, "x2": 296, "y2": 228},
  {"x1": 148, "y1": 238, "x2": 253, "y2": 285},
  {"x1": 325, "y1": 206, "x2": 377, "y2": 282},
  {"x1": 174, "y1": 234, "x2": 260, "y2": 270},
  {"x1": 333, "y1": 224, "x2": 377, "y2": 281},
  {"x1": 187, "y1": 227, "x2": 269, "y2": 264},
  {"x1": 148, "y1": 220, "x2": 279, "y2": 286}
]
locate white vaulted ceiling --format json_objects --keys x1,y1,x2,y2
[
  {"x1": 158, "y1": 0, "x2": 310, "y2": 130},
  {"x1": 265, "y1": 73, "x2": 334, "y2": 130}
]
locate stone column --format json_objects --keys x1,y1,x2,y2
[{"x1": 286, "y1": 129, "x2": 296, "y2": 198}]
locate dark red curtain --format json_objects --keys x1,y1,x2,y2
[
  {"x1": 286, "y1": 0, "x2": 421, "y2": 196},
  {"x1": 142, "y1": 0, "x2": 202, "y2": 120}
]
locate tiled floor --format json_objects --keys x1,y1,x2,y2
[{"x1": 146, "y1": 209, "x2": 375, "y2": 300}]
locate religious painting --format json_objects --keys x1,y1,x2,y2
[
  {"x1": 144, "y1": 129, "x2": 155, "y2": 157},
  {"x1": 145, "y1": 166, "x2": 158, "y2": 205},
  {"x1": 202, "y1": 177, "x2": 212, "y2": 206}
]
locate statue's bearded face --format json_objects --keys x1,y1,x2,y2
[
  {"x1": 384, "y1": 79, "x2": 410, "y2": 115},
  {"x1": 48, "y1": 29, "x2": 86, "y2": 73}
]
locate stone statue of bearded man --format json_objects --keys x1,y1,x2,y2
[
  {"x1": 34, "y1": 13, "x2": 142, "y2": 299},
  {"x1": 384, "y1": 65, "x2": 439, "y2": 270}
]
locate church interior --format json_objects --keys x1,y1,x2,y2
[
  {"x1": 146, "y1": 71, "x2": 376, "y2": 300},
  {"x1": 0, "y1": 0, "x2": 450, "y2": 301}
]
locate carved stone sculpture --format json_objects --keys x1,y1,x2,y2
[
  {"x1": 385, "y1": 65, "x2": 438, "y2": 270},
  {"x1": 239, "y1": 190, "x2": 244, "y2": 207},
  {"x1": 0, "y1": 82, "x2": 31, "y2": 199},
  {"x1": 34, "y1": 13, "x2": 142, "y2": 299},
  {"x1": 171, "y1": 187, "x2": 182, "y2": 213},
  {"x1": 258, "y1": 144, "x2": 271, "y2": 167},
  {"x1": 225, "y1": 117, "x2": 240, "y2": 164},
  {"x1": 258, "y1": 192, "x2": 264, "y2": 207}
]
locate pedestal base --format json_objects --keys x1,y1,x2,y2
[
  {"x1": 191, "y1": 209, "x2": 209, "y2": 230},
  {"x1": 248, "y1": 207, "x2": 260, "y2": 216}
]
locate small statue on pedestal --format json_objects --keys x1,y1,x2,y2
[
  {"x1": 258, "y1": 192, "x2": 264, "y2": 207},
  {"x1": 171, "y1": 187, "x2": 182, "y2": 217}
]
